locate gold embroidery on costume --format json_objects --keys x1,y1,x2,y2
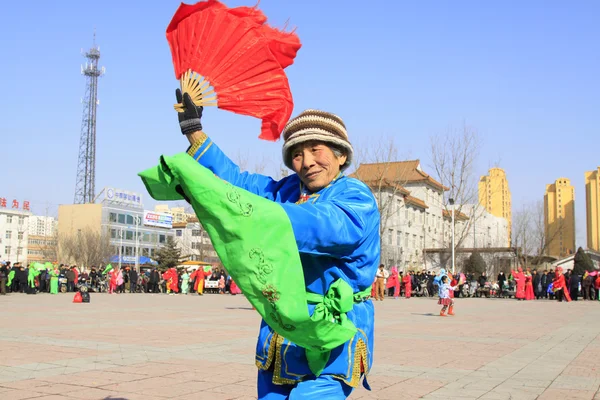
[
  {"x1": 265, "y1": 332, "x2": 369, "y2": 387},
  {"x1": 272, "y1": 334, "x2": 298, "y2": 385},
  {"x1": 295, "y1": 173, "x2": 343, "y2": 204},
  {"x1": 256, "y1": 332, "x2": 277, "y2": 370},
  {"x1": 256, "y1": 330, "x2": 274, "y2": 363},
  {"x1": 186, "y1": 132, "x2": 209, "y2": 156}
]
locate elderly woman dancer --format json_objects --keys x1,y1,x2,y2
[{"x1": 143, "y1": 92, "x2": 380, "y2": 399}]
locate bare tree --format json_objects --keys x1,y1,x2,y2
[
  {"x1": 349, "y1": 136, "x2": 410, "y2": 263},
  {"x1": 59, "y1": 227, "x2": 113, "y2": 267},
  {"x1": 429, "y1": 123, "x2": 482, "y2": 250},
  {"x1": 40, "y1": 232, "x2": 59, "y2": 262},
  {"x1": 513, "y1": 200, "x2": 565, "y2": 264},
  {"x1": 234, "y1": 150, "x2": 269, "y2": 174},
  {"x1": 276, "y1": 162, "x2": 290, "y2": 179}
]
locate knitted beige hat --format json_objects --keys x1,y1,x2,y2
[{"x1": 281, "y1": 109, "x2": 353, "y2": 171}]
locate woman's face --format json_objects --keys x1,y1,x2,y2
[{"x1": 291, "y1": 141, "x2": 347, "y2": 192}]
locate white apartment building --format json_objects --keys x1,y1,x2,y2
[
  {"x1": 172, "y1": 220, "x2": 220, "y2": 264},
  {"x1": 352, "y1": 160, "x2": 464, "y2": 270},
  {"x1": 155, "y1": 205, "x2": 195, "y2": 224},
  {"x1": 352, "y1": 159, "x2": 512, "y2": 273},
  {"x1": 459, "y1": 204, "x2": 509, "y2": 249},
  {"x1": 28, "y1": 215, "x2": 57, "y2": 237},
  {"x1": 0, "y1": 205, "x2": 33, "y2": 264}
]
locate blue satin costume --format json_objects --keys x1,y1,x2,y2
[{"x1": 187, "y1": 134, "x2": 380, "y2": 399}]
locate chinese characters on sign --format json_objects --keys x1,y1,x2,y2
[
  {"x1": 0, "y1": 197, "x2": 30, "y2": 211},
  {"x1": 105, "y1": 187, "x2": 142, "y2": 206}
]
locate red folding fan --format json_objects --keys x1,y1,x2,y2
[{"x1": 167, "y1": 0, "x2": 301, "y2": 141}]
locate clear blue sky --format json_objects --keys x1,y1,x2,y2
[{"x1": 1, "y1": 0, "x2": 598, "y2": 247}]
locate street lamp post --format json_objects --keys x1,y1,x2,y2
[
  {"x1": 450, "y1": 198, "x2": 455, "y2": 274},
  {"x1": 118, "y1": 228, "x2": 123, "y2": 269},
  {"x1": 134, "y1": 216, "x2": 141, "y2": 272}
]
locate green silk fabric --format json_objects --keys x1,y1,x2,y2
[{"x1": 138, "y1": 153, "x2": 363, "y2": 376}]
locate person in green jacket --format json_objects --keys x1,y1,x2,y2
[{"x1": 49, "y1": 266, "x2": 59, "y2": 294}]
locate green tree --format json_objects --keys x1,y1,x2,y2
[
  {"x1": 154, "y1": 236, "x2": 181, "y2": 270},
  {"x1": 573, "y1": 247, "x2": 594, "y2": 275},
  {"x1": 464, "y1": 252, "x2": 487, "y2": 275}
]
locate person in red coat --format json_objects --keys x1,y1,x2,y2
[
  {"x1": 162, "y1": 268, "x2": 179, "y2": 293},
  {"x1": 190, "y1": 267, "x2": 210, "y2": 295},
  {"x1": 448, "y1": 273, "x2": 456, "y2": 298},
  {"x1": 386, "y1": 266, "x2": 400, "y2": 299},
  {"x1": 552, "y1": 267, "x2": 571, "y2": 302},
  {"x1": 402, "y1": 271, "x2": 412, "y2": 299},
  {"x1": 525, "y1": 271, "x2": 535, "y2": 300},
  {"x1": 512, "y1": 267, "x2": 526, "y2": 300}
]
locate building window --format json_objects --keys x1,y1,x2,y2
[
  {"x1": 191, "y1": 229, "x2": 202, "y2": 237},
  {"x1": 5, "y1": 246, "x2": 11, "y2": 255},
  {"x1": 125, "y1": 231, "x2": 134, "y2": 240},
  {"x1": 110, "y1": 229, "x2": 117, "y2": 239},
  {"x1": 109, "y1": 212, "x2": 117, "y2": 223},
  {"x1": 142, "y1": 248, "x2": 149, "y2": 256},
  {"x1": 192, "y1": 242, "x2": 202, "y2": 250},
  {"x1": 126, "y1": 214, "x2": 134, "y2": 225},
  {"x1": 159, "y1": 234, "x2": 166, "y2": 244},
  {"x1": 125, "y1": 246, "x2": 133, "y2": 256},
  {"x1": 176, "y1": 230, "x2": 183, "y2": 237},
  {"x1": 6, "y1": 216, "x2": 12, "y2": 224},
  {"x1": 396, "y1": 231, "x2": 401, "y2": 246},
  {"x1": 118, "y1": 214, "x2": 126, "y2": 224},
  {"x1": 17, "y1": 247, "x2": 22, "y2": 255},
  {"x1": 412, "y1": 234, "x2": 416, "y2": 248},
  {"x1": 17, "y1": 232, "x2": 23, "y2": 240},
  {"x1": 405, "y1": 233, "x2": 409, "y2": 247},
  {"x1": 388, "y1": 229, "x2": 393, "y2": 245},
  {"x1": 405, "y1": 209, "x2": 409, "y2": 219},
  {"x1": 5, "y1": 231, "x2": 11, "y2": 239},
  {"x1": 18, "y1": 216, "x2": 25, "y2": 225},
  {"x1": 142, "y1": 233, "x2": 150, "y2": 242}
]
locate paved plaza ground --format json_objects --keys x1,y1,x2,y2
[{"x1": 1, "y1": 293, "x2": 600, "y2": 400}]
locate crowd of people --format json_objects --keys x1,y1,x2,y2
[
  {"x1": 371, "y1": 264, "x2": 600, "y2": 302},
  {"x1": 0, "y1": 261, "x2": 242, "y2": 296}
]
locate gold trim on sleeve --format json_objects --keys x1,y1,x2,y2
[
  {"x1": 186, "y1": 131, "x2": 209, "y2": 156},
  {"x1": 196, "y1": 142, "x2": 213, "y2": 161}
]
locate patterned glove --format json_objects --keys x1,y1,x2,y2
[{"x1": 175, "y1": 89, "x2": 203, "y2": 135}]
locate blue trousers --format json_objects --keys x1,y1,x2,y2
[{"x1": 257, "y1": 370, "x2": 354, "y2": 400}]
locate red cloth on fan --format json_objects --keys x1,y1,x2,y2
[
  {"x1": 525, "y1": 275, "x2": 535, "y2": 300},
  {"x1": 166, "y1": 0, "x2": 301, "y2": 141},
  {"x1": 513, "y1": 268, "x2": 526, "y2": 299},
  {"x1": 402, "y1": 274, "x2": 412, "y2": 299},
  {"x1": 595, "y1": 275, "x2": 600, "y2": 290},
  {"x1": 386, "y1": 267, "x2": 400, "y2": 298}
]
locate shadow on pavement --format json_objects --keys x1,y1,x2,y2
[{"x1": 411, "y1": 312, "x2": 439, "y2": 317}]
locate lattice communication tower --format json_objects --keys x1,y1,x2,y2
[{"x1": 74, "y1": 35, "x2": 105, "y2": 204}]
